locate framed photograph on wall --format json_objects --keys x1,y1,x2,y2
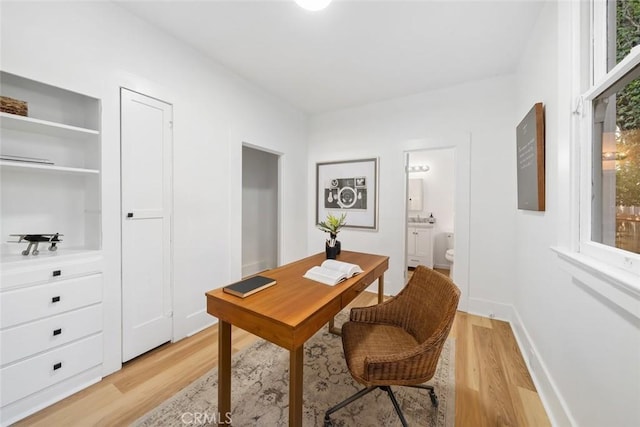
[{"x1": 316, "y1": 158, "x2": 379, "y2": 230}]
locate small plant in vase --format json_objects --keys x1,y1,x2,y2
[{"x1": 317, "y1": 213, "x2": 347, "y2": 259}]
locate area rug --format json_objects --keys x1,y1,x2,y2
[{"x1": 133, "y1": 312, "x2": 455, "y2": 426}]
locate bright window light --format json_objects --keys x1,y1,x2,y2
[{"x1": 295, "y1": 0, "x2": 332, "y2": 12}]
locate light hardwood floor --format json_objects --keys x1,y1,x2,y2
[{"x1": 17, "y1": 281, "x2": 551, "y2": 426}]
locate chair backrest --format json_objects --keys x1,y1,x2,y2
[{"x1": 395, "y1": 266, "x2": 461, "y2": 346}]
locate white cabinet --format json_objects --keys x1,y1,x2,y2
[
  {"x1": 408, "y1": 178, "x2": 423, "y2": 211},
  {"x1": 407, "y1": 224, "x2": 434, "y2": 268},
  {"x1": 0, "y1": 253, "x2": 104, "y2": 426},
  {"x1": 0, "y1": 72, "x2": 103, "y2": 426}
]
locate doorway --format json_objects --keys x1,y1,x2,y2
[
  {"x1": 120, "y1": 88, "x2": 173, "y2": 362},
  {"x1": 404, "y1": 135, "x2": 470, "y2": 311},
  {"x1": 406, "y1": 148, "x2": 456, "y2": 273},
  {"x1": 242, "y1": 145, "x2": 279, "y2": 276}
]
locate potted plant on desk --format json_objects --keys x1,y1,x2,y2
[{"x1": 317, "y1": 213, "x2": 347, "y2": 259}]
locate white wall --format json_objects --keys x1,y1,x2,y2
[
  {"x1": 308, "y1": 75, "x2": 517, "y2": 313},
  {"x1": 408, "y1": 148, "x2": 455, "y2": 268},
  {"x1": 1, "y1": 1, "x2": 308, "y2": 375},
  {"x1": 513, "y1": 2, "x2": 640, "y2": 426}
]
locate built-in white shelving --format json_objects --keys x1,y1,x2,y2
[
  {"x1": 0, "y1": 70, "x2": 102, "y2": 260},
  {"x1": 0, "y1": 71, "x2": 104, "y2": 426}
]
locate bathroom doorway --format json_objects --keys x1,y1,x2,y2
[
  {"x1": 404, "y1": 134, "x2": 470, "y2": 312},
  {"x1": 406, "y1": 148, "x2": 455, "y2": 274}
]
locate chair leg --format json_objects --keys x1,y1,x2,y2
[
  {"x1": 325, "y1": 384, "x2": 438, "y2": 426},
  {"x1": 381, "y1": 386, "x2": 409, "y2": 427},
  {"x1": 407, "y1": 384, "x2": 439, "y2": 407},
  {"x1": 324, "y1": 386, "x2": 377, "y2": 426}
]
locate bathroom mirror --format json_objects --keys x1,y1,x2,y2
[{"x1": 408, "y1": 178, "x2": 423, "y2": 211}]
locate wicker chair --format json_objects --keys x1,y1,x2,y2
[{"x1": 324, "y1": 265, "x2": 461, "y2": 427}]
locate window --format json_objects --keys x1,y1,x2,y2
[
  {"x1": 591, "y1": 67, "x2": 640, "y2": 254},
  {"x1": 580, "y1": 0, "x2": 640, "y2": 275}
]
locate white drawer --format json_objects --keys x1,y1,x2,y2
[
  {"x1": 0, "y1": 304, "x2": 102, "y2": 367},
  {"x1": 0, "y1": 274, "x2": 102, "y2": 328},
  {"x1": 0, "y1": 333, "x2": 102, "y2": 407},
  {"x1": 1, "y1": 254, "x2": 102, "y2": 290},
  {"x1": 408, "y1": 256, "x2": 426, "y2": 268}
]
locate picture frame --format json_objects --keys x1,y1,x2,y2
[
  {"x1": 516, "y1": 103, "x2": 545, "y2": 211},
  {"x1": 316, "y1": 158, "x2": 379, "y2": 230}
]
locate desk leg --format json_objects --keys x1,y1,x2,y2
[
  {"x1": 289, "y1": 346, "x2": 304, "y2": 427},
  {"x1": 218, "y1": 320, "x2": 231, "y2": 426},
  {"x1": 378, "y1": 273, "x2": 385, "y2": 304},
  {"x1": 328, "y1": 318, "x2": 341, "y2": 335}
]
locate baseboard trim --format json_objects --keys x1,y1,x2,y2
[
  {"x1": 467, "y1": 296, "x2": 574, "y2": 426},
  {"x1": 466, "y1": 296, "x2": 512, "y2": 321},
  {"x1": 173, "y1": 309, "x2": 215, "y2": 340},
  {"x1": 509, "y1": 308, "x2": 575, "y2": 427},
  {"x1": 242, "y1": 260, "x2": 270, "y2": 278}
]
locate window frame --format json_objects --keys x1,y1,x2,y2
[{"x1": 578, "y1": 0, "x2": 640, "y2": 278}]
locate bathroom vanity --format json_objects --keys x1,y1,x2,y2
[{"x1": 407, "y1": 222, "x2": 434, "y2": 268}]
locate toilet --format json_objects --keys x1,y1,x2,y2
[{"x1": 445, "y1": 233, "x2": 454, "y2": 263}]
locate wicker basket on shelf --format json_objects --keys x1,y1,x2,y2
[{"x1": 0, "y1": 96, "x2": 28, "y2": 116}]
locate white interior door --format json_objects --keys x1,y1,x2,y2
[{"x1": 121, "y1": 88, "x2": 173, "y2": 362}]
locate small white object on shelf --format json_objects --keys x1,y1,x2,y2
[
  {"x1": 0, "y1": 160, "x2": 99, "y2": 175},
  {"x1": 0, "y1": 154, "x2": 53, "y2": 164}
]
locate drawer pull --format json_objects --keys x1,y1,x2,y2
[
  {"x1": 53, "y1": 328, "x2": 62, "y2": 336},
  {"x1": 53, "y1": 362, "x2": 62, "y2": 371},
  {"x1": 51, "y1": 296, "x2": 61, "y2": 303},
  {"x1": 52, "y1": 270, "x2": 62, "y2": 277}
]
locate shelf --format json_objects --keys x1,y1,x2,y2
[
  {"x1": 0, "y1": 249, "x2": 102, "y2": 267},
  {"x1": 0, "y1": 112, "x2": 99, "y2": 140},
  {"x1": 0, "y1": 160, "x2": 99, "y2": 175}
]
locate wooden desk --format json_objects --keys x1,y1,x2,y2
[{"x1": 206, "y1": 251, "x2": 389, "y2": 426}]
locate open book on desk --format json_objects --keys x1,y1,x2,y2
[{"x1": 303, "y1": 259, "x2": 363, "y2": 286}]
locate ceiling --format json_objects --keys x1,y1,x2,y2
[{"x1": 116, "y1": 0, "x2": 545, "y2": 114}]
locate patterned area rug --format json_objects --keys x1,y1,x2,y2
[{"x1": 133, "y1": 312, "x2": 455, "y2": 426}]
